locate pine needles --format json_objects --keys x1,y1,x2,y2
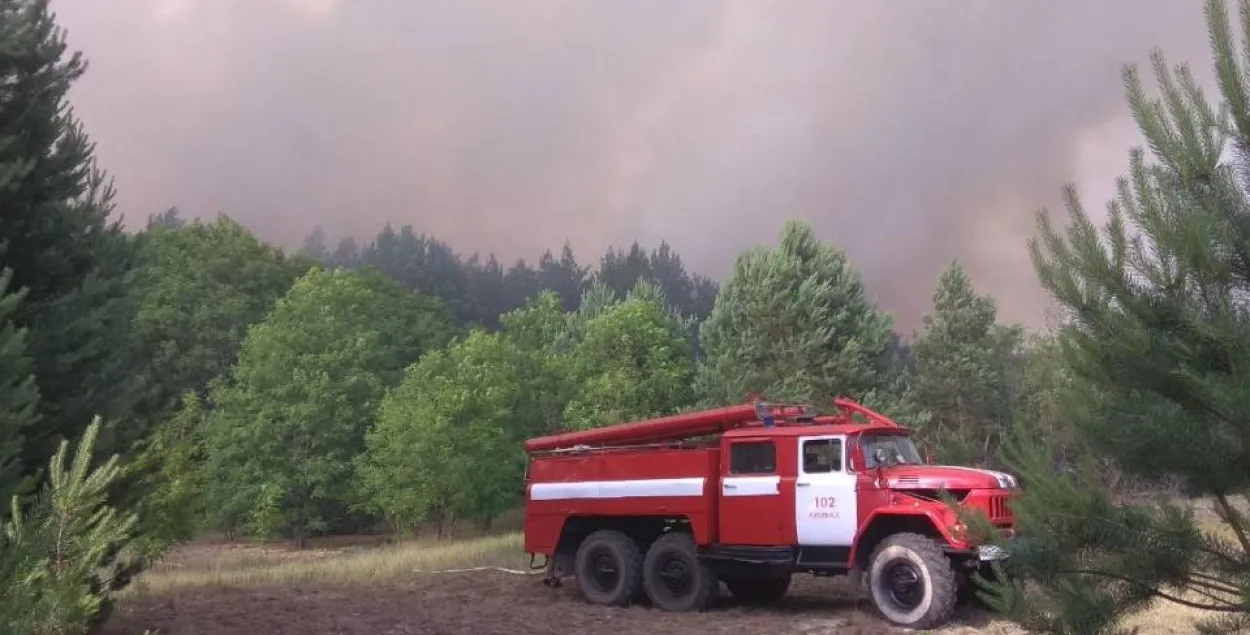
[{"x1": 0, "y1": 417, "x2": 138, "y2": 635}]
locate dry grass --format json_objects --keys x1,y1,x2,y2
[
  {"x1": 118, "y1": 498, "x2": 1246, "y2": 635},
  {"x1": 1112, "y1": 499, "x2": 1248, "y2": 635},
  {"x1": 125, "y1": 531, "x2": 527, "y2": 596}
]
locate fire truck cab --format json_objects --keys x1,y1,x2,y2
[{"x1": 523, "y1": 398, "x2": 1017, "y2": 630}]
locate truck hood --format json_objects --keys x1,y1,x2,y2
[{"x1": 880, "y1": 465, "x2": 1018, "y2": 491}]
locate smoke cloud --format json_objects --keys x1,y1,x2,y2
[{"x1": 56, "y1": 0, "x2": 1215, "y2": 331}]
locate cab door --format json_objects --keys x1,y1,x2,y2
[
  {"x1": 717, "y1": 438, "x2": 787, "y2": 545},
  {"x1": 794, "y1": 435, "x2": 858, "y2": 546}
]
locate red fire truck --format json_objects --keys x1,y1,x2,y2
[{"x1": 522, "y1": 398, "x2": 1017, "y2": 629}]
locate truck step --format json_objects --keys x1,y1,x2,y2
[
  {"x1": 698, "y1": 544, "x2": 796, "y2": 566},
  {"x1": 796, "y1": 546, "x2": 850, "y2": 567}
]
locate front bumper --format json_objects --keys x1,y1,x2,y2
[{"x1": 975, "y1": 543, "x2": 1009, "y2": 562}]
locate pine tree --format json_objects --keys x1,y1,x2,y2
[
  {"x1": 0, "y1": 417, "x2": 138, "y2": 635},
  {"x1": 982, "y1": 1, "x2": 1250, "y2": 632},
  {"x1": 696, "y1": 220, "x2": 894, "y2": 407},
  {"x1": 299, "y1": 225, "x2": 331, "y2": 262},
  {"x1": 360, "y1": 225, "x2": 474, "y2": 324},
  {"x1": 0, "y1": 0, "x2": 140, "y2": 474},
  {"x1": 911, "y1": 261, "x2": 1019, "y2": 465},
  {"x1": 0, "y1": 269, "x2": 39, "y2": 507},
  {"x1": 591, "y1": 241, "x2": 719, "y2": 321},
  {"x1": 536, "y1": 242, "x2": 589, "y2": 311}
]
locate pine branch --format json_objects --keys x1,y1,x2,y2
[
  {"x1": 1063, "y1": 569, "x2": 1244, "y2": 612},
  {"x1": 1213, "y1": 492, "x2": 1250, "y2": 556},
  {"x1": 1188, "y1": 570, "x2": 1246, "y2": 595},
  {"x1": 1197, "y1": 543, "x2": 1246, "y2": 568},
  {"x1": 1168, "y1": 579, "x2": 1243, "y2": 607}
]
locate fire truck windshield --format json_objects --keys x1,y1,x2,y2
[{"x1": 860, "y1": 433, "x2": 922, "y2": 468}]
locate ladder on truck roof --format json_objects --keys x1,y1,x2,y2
[
  {"x1": 523, "y1": 400, "x2": 819, "y2": 454},
  {"x1": 522, "y1": 396, "x2": 903, "y2": 456}
]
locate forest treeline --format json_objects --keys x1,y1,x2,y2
[
  {"x1": 4, "y1": 0, "x2": 1250, "y2": 633},
  {"x1": 140, "y1": 198, "x2": 1037, "y2": 541}
]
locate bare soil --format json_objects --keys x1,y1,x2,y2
[{"x1": 101, "y1": 571, "x2": 1004, "y2": 635}]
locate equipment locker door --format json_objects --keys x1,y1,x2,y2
[
  {"x1": 795, "y1": 435, "x2": 858, "y2": 546},
  {"x1": 718, "y1": 438, "x2": 786, "y2": 545}
]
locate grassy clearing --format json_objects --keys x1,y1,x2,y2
[
  {"x1": 120, "y1": 498, "x2": 1244, "y2": 635},
  {"x1": 126, "y1": 532, "x2": 527, "y2": 596}
]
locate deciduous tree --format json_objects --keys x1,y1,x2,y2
[
  {"x1": 123, "y1": 392, "x2": 208, "y2": 555},
  {"x1": 360, "y1": 328, "x2": 568, "y2": 532},
  {"x1": 128, "y1": 215, "x2": 309, "y2": 419},
  {"x1": 201, "y1": 267, "x2": 455, "y2": 545},
  {"x1": 564, "y1": 285, "x2": 697, "y2": 430}
]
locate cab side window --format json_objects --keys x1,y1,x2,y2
[
  {"x1": 802, "y1": 438, "x2": 842, "y2": 474},
  {"x1": 729, "y1": 441, "x2": 776, "y2": 474}
]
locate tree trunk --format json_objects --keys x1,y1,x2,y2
[{"x1": 434, "y1": 509, "x2": 446, "y2": 539}]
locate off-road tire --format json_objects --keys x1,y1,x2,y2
[
  {"x1": 642, "y1": 532, "x2": 719, "y2": 612},
  {"x1": 866, "y1": 532, "x2": 958, "y2": 629},
  {"x1": 573, "y1": 529, "x2": 644, "y2": 607},
  {"x1": 724, "y1": 574, "x2": 791, "y2": 605}
]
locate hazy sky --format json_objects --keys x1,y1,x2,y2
[{"x1": 55, "y1": 0, "x2": 1216, "y2": 331}]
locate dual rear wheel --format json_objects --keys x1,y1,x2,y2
[
  {"x1": 572, "y1": 528, "x2": 959, "y2": 630},
  {"x1": 573, "y1": 530, "x2": 719, "y2": 611}
]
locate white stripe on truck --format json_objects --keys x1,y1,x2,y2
[
  {"x1": 529, "y1": 477, "x2": 706, "y2": 501},
  {"x1": 721, "y1": 475, "x2": 780, "y2": 496}
]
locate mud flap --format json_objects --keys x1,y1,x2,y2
[{"x1": 846, "y1": 567, "x2": 865, "y2": 594}]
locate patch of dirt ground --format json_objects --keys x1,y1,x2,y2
[{"x1": 101, "y1": 572, "x2": 1010, "y2": 635}]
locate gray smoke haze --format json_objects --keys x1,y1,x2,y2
[{"x1": 55, "y1": 0, "x2": 1216, "y2": 331}]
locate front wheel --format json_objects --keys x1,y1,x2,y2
[{"x1": 866, "y1": 532, "x2": 958, "y2": 629}]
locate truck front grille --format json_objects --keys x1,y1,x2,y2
[{"x1": 987, "y1": 495, "x2": 1012, "y2": 523}]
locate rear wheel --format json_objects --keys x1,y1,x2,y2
[
  {"x1": 866, "y1": 532, "x2": 957, "y2": 629},
  {"x1": 724, "y1": 574, "x2": 791, "y2": 605},
  {"x1": 574, "y1": 529, "x2": 644, "y2": 606},
  {"x1": 642, "y1": 532, "x2": 719, "y2": 612}
]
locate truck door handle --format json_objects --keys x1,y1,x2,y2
[{"x1": 796, "y1": 482, "x2": 810, "y2": 487}]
